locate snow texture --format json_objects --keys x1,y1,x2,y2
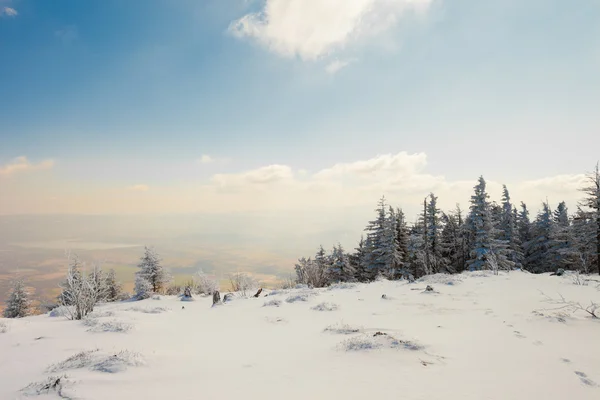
[{"x1": 1, "y1": 271, "x2": 600, "y2": 400}]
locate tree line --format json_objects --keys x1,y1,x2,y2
[{"x1": 294, "y1": 165, "x2": 600, "y2": 287}]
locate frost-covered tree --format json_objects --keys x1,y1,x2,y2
[
  {"x1": 548, "y1": 201, "x2": 577, "y2": 269},
  {"x1": 135, "y1": 246, "x2": 171, "y2": 295},
  {"x1": 499, "y1": 185, "x2": 522, "y2": 268},
  {"x1": 134, "y1": 273, "x2": 153, "y2": 300},
  {"x1": 104, "y1": 269, "x2": 123, "y2": 302},
  {"x1": 350, "y1": 236, "x2": 370, "y2": 282},
  {"x1": 363, "y1": 196, "x2": 391, "y2": 279},
  {"x1": 58, "y1": 257, "x2": 104, "y2": 320},
  {"x1": 394, "y1": 208, "x2": 410, "y2": 276},
  {"x1": 3, "y1": 277, "x2": 32, "y2": 318},
  {"x1": 440, "y1": 206, "x2": 468, "y2": 273},
  {"x1": 424, "y1": 193, "x2": 448, "y2": 273},
  {"x1": 571, "y1": 207, "x2": 597, "y2": 273},
  {"x1": 578, "y1": 163, "x2": 600, "y2": 275},
  {"x1": 326, "y1": 243, "x2": 355, "y2": 283},
  {"x1": 57, "y1": 255, "x2": 84, "y2": 306},
  {"x1": 294, "y1": 255, "x2": 327, "y2": 288},
  {"x1": 193, "y1": 269, "x2": 219, "y2": 295},
  {"x1": 88, "y1": 263, "x2": 108, "y2": 303},
  {"x1": 228, "y1": 272, "x2": 259, "y2": 296},
  {"x1": 517, "y1": 202, "x2": 533, "y2": 269},
  {"x1": 526, "y1": 202, "x2": 554, "y2": 273},
  {"x1": 466, "y1": 176, "x2": 513, "y2": 272}
]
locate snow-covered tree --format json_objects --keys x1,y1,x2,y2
[
  {"x1": 326, "y1": 243, "x2": 355, "y2": 283},
  {"x1": 499, "y1": 185, "x2": 523, "y2": 268},
  {"x1": 58, "y1": 257, "x2": 103, "y2": 320},
  {"x1": 104, "y1": 269, "x2": 123, "y2": 302},
  {"x1": 363, "y1": 196, "x2": 391, "y2": 279},
  {"x1": 134, "y1": 274, "x2": 153, "y2": 300},
  {"x1": 526, "y1": 202, "x2": 554, "y2": 273},
  {"x1": 578, "y1": 163, "x2": 600, "y2": 275},
  {"x1": 294, "y1": 252, "x2": 327, "y2": 288},
  {"x1": 228, "y1": 272, "x2": 259, "y2": 297},
  {"x1": 466, "y1": 176, "x2": 513, "y2": 272},
  {"x1": 193, "y1": 269, "x2": 219, "y2": 295},
  {"x1": 3, "y1": 277, "x2": 32, "y2": 318},
  {"x1": 424, "y1": 193, "x2": 448, "y2": 273},
  {"x1": 57, "y1": 255, "x2": 84, "y2": 306},
  {"x1": 394, "y1": 208, "x2": 410, "y2": 276},
  {"x1": 135, "y1": 246, "x2": 171, "y2": 295},
  {"x1": 440, "y1": 205, "x2": 468, "y2": 273},
  {"x1": 571, "y1": 207, "x2": 597, "y2": 273},
  {"x1": 88, "y1": 263, "x2": 108, "y2": 303}
]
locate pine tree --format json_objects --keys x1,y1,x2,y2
[
  {"x1": 571, "y1": 207, "x2": 597, "y2": 273},
  {"x1": 526, "y1": 202, "x2": 554, "y2": 273},
  {"x1": 578, "y1": 163, "x2": 600, "y2": 275},
  {"x1": 3, "y1": 277, "x2": 32, "y2": 318},
  {"x1": 363, "y1": 196, "x2": 390, "y2": 279},
  {"x1": 104, "y1": 269, "x2": 123, "y2": 302},
  {"x1": 440, "y1": 206, "x2": 467, "y2": 273},
  {"x1": 134, "y1": 273, "x2": 153, "y2": 300},
  {"x1": 517, "y1": 202, "x2": 532, "y2": 269},
  {"x1": 548, "y1": 201, "x2": 577, "y2": 269},
  {"x1": 466, "y1": 176, "x2": 513, "y2": 272},
  {"x1": 425, "y1": 193, "x2": 447, "y2": 273},
  {"x1": 135, "y1": 246, "x2": 171, "y2": 295},
  {"x1": 57, "y1": 254, "x2": 84, "y2": 306},
  {"x1": 499, "y1": 185, "x2": 522, "y2": 268},
  {"x1": 326, "y1": 243, "x2": 355, "y2": 283},
  {"x1": 394, "y1": 208, "x2": 410, "y2": 276}
]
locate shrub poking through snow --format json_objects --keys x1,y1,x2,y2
[
  {"x1": 263, "y1": 299, "x2": 282, "y2": 307},
  {"x1": 340, "y1": 332, "x2": 423, "y2": 352},
  {"x1": 126, "y1": 306, "x2": 169, "y2": 314},
  {"x1": 327, "y1": 282, "x2": 357, "y2": 291},
  {"x1": 285, "y1": 292, "x2": 315, "y2": 303},
  {"x1": 91, "y1": 350, "x2": 146, "y2": 373},
  {"x1": 311, "y1": 302, "x2": 339, "y2": 311},
  {"x1": 324, "y1": 322, "x2": 362, "y2": 335},
  {"x1": 21, "y1": 375, "x2": 73, "y2": 398},
  {"x1": 47, "y1": 349, "x2": 100, "y2": 373},
  {"x1": 0, "y1": 320, "x2": 9, "y2": 333},
  {"x1": 47, "y1": 349, "x2": 145, "y2": 374},
  {"x1": 418, "y1": 273, "x2": 463, "y2": 286},
  {"x1": 84, "y1": 318, "x2": 133, "y2": 333}
]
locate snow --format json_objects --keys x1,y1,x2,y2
[{"x1": 1, "y1": 271, "x2": 600, "y2": 399}]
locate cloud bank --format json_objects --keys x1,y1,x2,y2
[{"x1": 229, "y1": 0, "x2": 432, "y2": 61}]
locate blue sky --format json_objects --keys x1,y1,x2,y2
[{"x1": 1, "y1": 0, "x2": 599, "y2": 219}]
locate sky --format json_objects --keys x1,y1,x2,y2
[{"x1": 1, "y1": 0, "x2": 600, "y2": 226}]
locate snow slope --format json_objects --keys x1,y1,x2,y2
[{"x1": 1, "y1": 271, "x2": 599, "y2": 400}]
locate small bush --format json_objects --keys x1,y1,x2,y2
[
  {"x1": 0, "y1": 320, "x2": 9, "y2": 333},
  {"x1": 263, "y1": 299, "x2": 282, "y2": 307},
  {"x1": 328, "y1": 282, "x2": 357, "y2": 291},
  {"x1": 126, "y1": 306, "x2": 169, "y2": 314},
  {"x1": 285, "y1": 293, "x2": 313, "y2": 303},
  {"x1": 84, "y1": 319, "x2": 133, "y2": 333},
  {"x1": 324, "y1": 322, "x2": 361, "y2": 335},
  {"x1": 21, "y1": 375, "x2": 73, "y2": 398},
  {"x1": 340, "y1": 333, "x2": 423, "y2": 352},
  {"x1": 47, "y1": 349, "x2": 100, "y2": 373},
  {"x1": 311, "y1": 302, "x2": 339, "y2": 312}
]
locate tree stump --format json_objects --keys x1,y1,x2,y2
[
  {"x1": 425, "y1": 285, "x2": 434, "y2": 292},
  {"x1": 253, "y1": 288, "x2": 263, "y2": 298},
  {"x1": 212, "y1": 291, "x2": 221, "y2": 306}
]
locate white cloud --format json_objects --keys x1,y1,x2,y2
[
  {"x1": 199, "y1": 154, "x2": 214, "y2": 164},
  {"x1": 229, "y1": 0, "x2": 432, "y2": 60},
  {"x1": 325, "y1": 59, "x2": 352, "y2": 74},
  {"x1": 128, "y1": 184, "x2": 150, "y2": 192},
  {"x1": 1, "y1": 6, "x2": 17, "y2": 17},
  {"x1": 212, "y1": 164, "x2": 294, "y2": 188},
  {"x1": 314, "y1": 151, "x2": 428, "y2": 180},
  {"x1": 0, "y1": 156, "x2": 54, "y2": 177}
]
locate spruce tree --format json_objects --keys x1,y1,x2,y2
[
  {"x1": 104, "y1": 269, "x2": 123, "y2": 302},
  {"x1": 363, "y1": 196, "x2": 390, "y2": 279},
  {"x1": 578, "y1": 163, "x2": 600, "y2": 275},
  {"x1": 3, "y1": 277, "x2": 32, "y2": 318},
  {"x1": 135, "y1": 246, "x2": 171, "y2": 295},
  {"x1": 526, "y1": 202, "x2": 554, "y2": 273}
]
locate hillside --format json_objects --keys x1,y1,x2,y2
[{"x1": 1, "y1": 270, "x2": 599, "y2": 400}]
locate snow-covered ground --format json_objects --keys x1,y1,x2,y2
[{"x1": 1, "y1": 270, "x2": 599, "y2": 400}]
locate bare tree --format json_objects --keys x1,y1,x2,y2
[
  {"x1": 539, "y1": 291, "x2": 598, "y2": 319},
  {"x1": 58, "y1": 256, "x2": 106, "y2": 320}
]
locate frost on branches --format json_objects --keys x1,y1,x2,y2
[
  {"x1": 58, "y1": 255, "x2": 108, "y2": 320},
  {"x1": 134, "y1": 246, "x2": 172, "y2": 298},
  {"x1": 3, "y1": 277, "x2": 32, "y2": 318}
]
